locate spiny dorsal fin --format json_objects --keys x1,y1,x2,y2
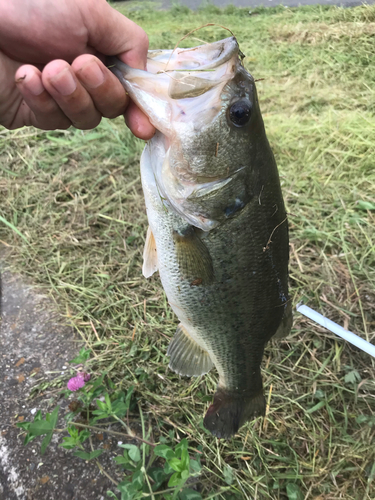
[
  {"x1": 142, "y1": 226, "x2": 158, "y2": 278},
  {"x1": 167, "y1": 323, "x2": 214, "y2": 377},
  {"x1": 172, "y1": 226, "x2": 214, "y2": 285}
]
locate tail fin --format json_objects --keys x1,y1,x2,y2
[{"x1": 203, "y1": 388, "x2": 266, "y2": 439}]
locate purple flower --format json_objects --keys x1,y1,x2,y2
[
  {"x1": 67, "y1": 372, "x2": 91, "y2": 391},
  {"x1": 67, "y1": 375, "x2": 85, "y2": 391}
]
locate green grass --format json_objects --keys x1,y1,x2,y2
[{"x1": 1, "y1": 3, "x2": 375, "y2": 499}]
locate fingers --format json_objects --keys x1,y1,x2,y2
[
  {"x1": 125, "y1": 100, "x2": 156, "y2": 141},
  {"x1": 83, "y1": 0, "x2": 149, "y2": 70},
  {"x1": 14, "y1": 65, "x2": 71, "y2": 130},
  {"x1": 16, "y1": 58, "x2": 121, "y2": 130},
  {"x1": 79, "y1": 1, "x2": 155, "y2": 138},
  {"x1": 15, "y1": 56, "x2": 156, "y2": 138},
  {"x1": 42, "y1": 60, "x2": 102, "y2": 130},
  {"x1": 72, "y1": 55, "x2": 155, "y2": 138},
  {"x1": 16, "y1": 62, "x2": 103, "y2": 130},
  {"x1": 71, "y1": 54, "x2": 128, "y2": 119}
]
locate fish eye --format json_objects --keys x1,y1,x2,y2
[{"x1": 229, "y1": 100, "x2": 252, "y2": 127}]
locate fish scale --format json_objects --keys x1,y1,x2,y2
[{"x1": 109, "y1": 37, "x2": 291, "y2": 438}]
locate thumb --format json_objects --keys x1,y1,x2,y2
[{"x1": 82, "y1": 0, "x2": 149, "y2": 70}]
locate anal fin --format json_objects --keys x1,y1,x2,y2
[
  {"x1": 143, "y1": 226, "x2": 158, "y2": 278},
  {"x1": 167, "y1": 323, "x2": 214, "y2": 377}
]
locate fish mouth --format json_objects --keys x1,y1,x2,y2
[
  {"x1": 107, "y1": 37, "x2": 240, "y2": 135},
  {"x1": 147, "y1": 37, "x2": 239, "y2": 72}
]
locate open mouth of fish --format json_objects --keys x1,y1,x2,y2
[{"x1": 108, "y1": 37, "x2": 251, "y2": 231}]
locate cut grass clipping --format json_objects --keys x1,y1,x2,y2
[{"x1": 1, "y1": 4, "x2": 375, "y2": 500}]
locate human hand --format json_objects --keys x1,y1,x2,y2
[{"x1": 0, "y1": 0, "x2": 155, "y2": 139}]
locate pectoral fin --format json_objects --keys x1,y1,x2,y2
[
  {"x1": 167, "y1": 323, "x2": 214, "y2": 377},
  {"x1": 173, "y1": 226, "x2": 214, "y2": 284},
  {"x1": 142, "y1": 226, "x2": 158, "y2": 278}
]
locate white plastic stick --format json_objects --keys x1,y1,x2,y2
[{"x1": 296, "y1": 304, "x2": 375, "y2": 359}]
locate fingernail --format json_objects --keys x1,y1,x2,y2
[
  {"x1": 50, "y1": 68, "x2": 77, "y2": 96},
  {"x1": 78, "y1": 61, "x2": 105, "y2": 89},
  {"x1": 16, "y1": 73, "x2": 44, "y2": 96},
  {"x1": 27, "y1": 74, "x2": 45, "y2": 96}
]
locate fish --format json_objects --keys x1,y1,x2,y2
[{"x1": 109, "y1": 37, "x2": 292, "y2": 438}]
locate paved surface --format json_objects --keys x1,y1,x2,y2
[{"x1": 0, "y1": 268, "x2": 122, "y2": 500}]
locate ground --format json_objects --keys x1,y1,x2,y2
[{"x1": 0, "y1": 269, "x2": 122, "y2": 500}]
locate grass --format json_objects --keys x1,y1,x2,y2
[{"x1": 1, "y1": 3, "x2": 375, "y2": 499}]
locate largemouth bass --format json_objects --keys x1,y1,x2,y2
[{"x1": 109, "y1": 37, "x2": 291, "y2": 438}]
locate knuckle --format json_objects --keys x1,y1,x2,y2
[
  {"x1": 132, "y1": 26, "x2": 149, "y2": 53},
  {"x1": 140, "y1": 31, "x2": 149, "y2": 52}
]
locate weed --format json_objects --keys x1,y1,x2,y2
[{"x1": 17, "y1": 368, "x2": 203, "y2": 499}]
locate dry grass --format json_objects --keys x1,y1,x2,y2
[
  {"x1": 1, "y1": 4, "x2": 375, "y2": 499},
  {"x1": 272, "y1": 21, "x2": 375, "y2": 44}
]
